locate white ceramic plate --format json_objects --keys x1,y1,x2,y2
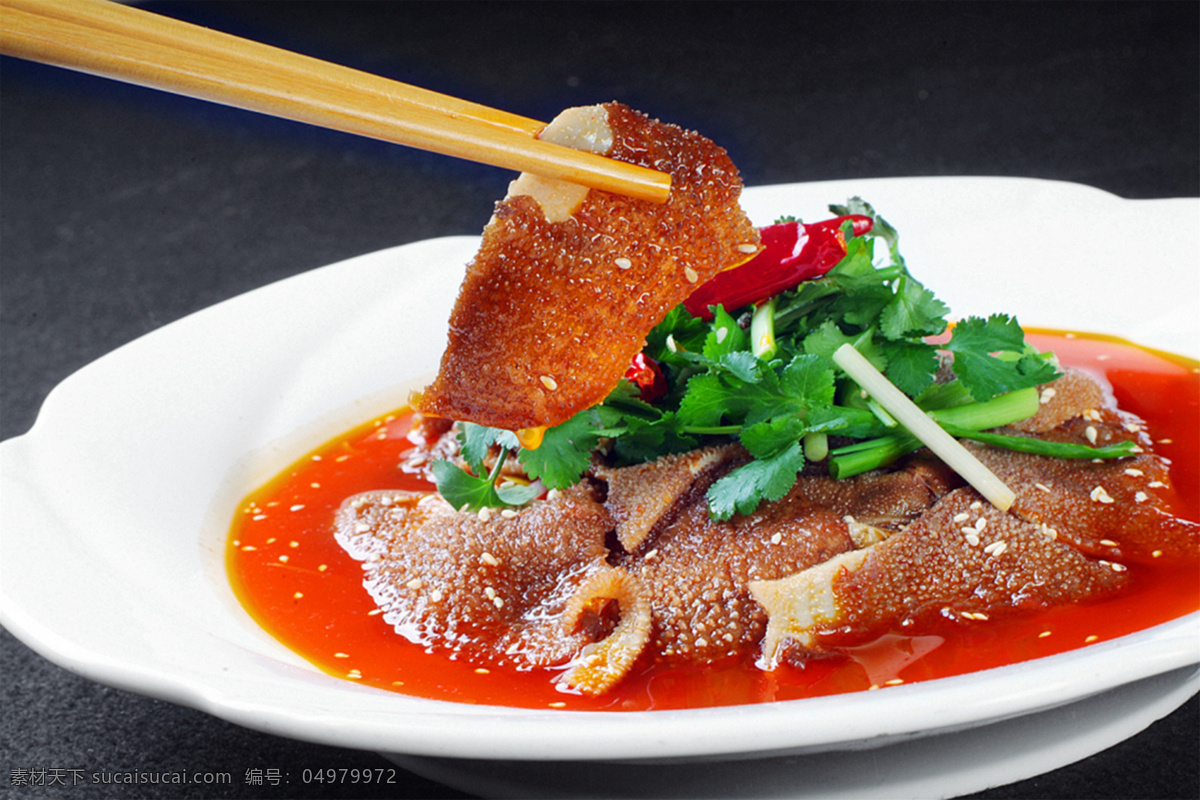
[{"x1": 2, "y1": 177, "x2": 1197, "y2": 799}]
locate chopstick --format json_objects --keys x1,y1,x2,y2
[{"x1": 0, "y1": 0, "x2": 672, "y2": 203}]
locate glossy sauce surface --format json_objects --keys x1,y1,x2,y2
[{"x1": 227, "y1": 331, "x2": 1199, "y2": 711}]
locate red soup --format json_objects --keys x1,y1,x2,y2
[{"x1": 227, "y1": 330, "x2": 1199, "y2": 711}]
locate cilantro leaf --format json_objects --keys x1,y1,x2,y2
[
  {"x1": 946, "y1": 314, "x2": 1061, "y2": 399},
  {"x1": 706, "y1": 440, "x2": 806, "y2": 521},
  {"x1": 432, "y1": 451, "x2": 539, "y2": 512},
  {"x1": 518, "y1": 406, "x2": 625, "y2": 489},
  {"x1": 458, "y1": 423, "x2": 520, "y2": 473}
]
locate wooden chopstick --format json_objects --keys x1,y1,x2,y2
[{"x1": 0, "y1": 0, "x2": 672, "y2": 203}]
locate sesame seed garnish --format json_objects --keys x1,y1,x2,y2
[
  {"x1": 540, "y1": 375, "x2": 558, "y2": 391},
  {"x1": 1159, "y1": 438, "x2": 1173, "y2": 444},
  {"x1": 290, "y1": 504, "x2": 305, "y2": 512},
  {"x1": 1039, "y1": 387, "x2": 1057, "y2": 404},
  {"x1": 334, "y1": 652, "x2": 350, "y2": 658},
  {"x1": 1035, "y1": 483, "x2": 1051, "y2": 493},
  {"x1": 1148, "y1": 480, "x2": 1167, "y2": 488},
  {"x1": 252, "y1": 514, "x2": 268, "y2": 521},
  {"x1": 969, "y1": 501, "x2": 983, "y2": 512},
  {"x1": 1038, "y1": 631, "x2": 1052, "y2": 638},
  {"x1": 278, "y1": 555, "x2": 289, "y2": 563},
  {"x1": 615, "y1": 257, "x2": 633, "y2": 270},
  {"x1": 493, "y1": 597, "x2": 504, "y2": 608},
  {"x1": 355, "y1": 522, "x2": 371, "y2": 534},
  {"x1": 475, "y1": 667, "x2": 490, "y2": 674},
  {"x1": 983, "y1": 541, "x2": 1008, "y2": 556},
  {"x1": 965, "y1": 532, "x2": 981, "y2": 547},
  {"x1": 406, "y1": 578, "x2": 423, "y2": 590},
  {"x1": 549, "y1": 701, "x2": 567, "y2": 708},
  {"x1": 500, "y1": 508, "x2": 518, "y2": 519},
  {"x1": 884, "y1": 678, "x2": 905, "y2": 686},
  {"x1": 1085, "y1": 426, "x2": 1098, "y2": 445},
  {"x1": 770, "y1": 532, "x2": 783, "y2": 545},
  {"x1": 1124, "y1": 468, "x2": 1144, "y2": 477},
  {"x1": 477, "y1": 507, "x2": 492, "y2": 522},
  {"x1": 1089, "y1": 485, "x2": 1115, "y2": 504},
  {"x1": 289, "y1": 540, "x2": 299, "y2": 548},
  {"x1": 480, "y1": 552, "x2": 500, "y2": 566},
  {"x1": 293, "y1": 592, "x2": 304, "y2": 600},
  {"x1": 1152, "y1": 550, "x2": 1163, "y2": 558},
  {"x1": 318, "y1": 564, "x2": 328, "y2": 572},
  {"x1": 368, "y1": 608, "x2": 382, "y2": 616},
  {"x1": 1110, "y1": 562, "x2": 1127, "y2": 573},
  {"x1": 430, "y1": 589, "x2": 444, "y2": 601},
  {"x1": 336, "y1": 454, "x2": 349, "y2": 462},
  {"x1": 716, "y1": 327, "x2": 729, "y2": 344},
  {"x1": 684, "y1": 266, "x2": 699, "y2": 283},
  {"x1": 241, "y1": 545, "x2": 257, "y2": 551},
  {"x1": 953, "y1": 512, "x2": 970, "y2": 523},
  {"x1": 547, "y1": 488, "x2": 561, "y2": 501},
  {"x1": 484, "y1": 587, "x2": 497, "y2": 600},
  {"x1": 1100, "y1": 539, "x2": 1118, "y2": 547},
  {"x1": 347, "y1": 671, "x2": 362, "y2": 680},
  {"x1": 975, "y1": 517, "x2": 987, "y2": 531},
  {"x1": 1085, "y1": 635, "x2": 1099, "y2": 643},
  {"x1": 666, "y1": 334, "x2": 678, "y2": 353}
]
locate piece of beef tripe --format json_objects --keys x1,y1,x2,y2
[{"x1": 413, "y1": 102, "x2": 760, "y2": 432}]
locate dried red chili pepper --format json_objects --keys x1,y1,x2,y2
[
  {"x1": 623, "y1": 352, "x2": 668, "y2": 403},
  {"x1": 683, "y1": 214, "x2": 873, "y2": 320}
]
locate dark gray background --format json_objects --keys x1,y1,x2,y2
[{"x1": 2, "y1": 2, "x2": 1197, "y2": 798}]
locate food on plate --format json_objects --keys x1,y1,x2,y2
[
  {"x1": 412, "y1": 102, "x2": 760, "y2": 432},
  {"x1": 228, "y1": 108, "x2": 1197, "y2": 707}
]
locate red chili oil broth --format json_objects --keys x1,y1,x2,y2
[{"x1": 226, "y1": 331, "x2": 1199, "y2": 712}]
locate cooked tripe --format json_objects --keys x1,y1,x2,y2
[{"x1": 413, "y1": 102, "x2": 760, "y2": 431}]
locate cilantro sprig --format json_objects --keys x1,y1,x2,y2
[{"x1": 432, "y1": 198, "x2": 1127, "y2": 520}]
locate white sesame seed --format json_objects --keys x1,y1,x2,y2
[
  {"x1": 278, "y1": 555, "x2": 289, "y2": 563},
  {"x1": 1134, "y1": 491, "x2": 1148, "y2": 503},
  {"x1": 666, "y1": 334, "x2": 678, "y2": 353},
  {"x1": 252, "y1": 514, "x2": 268, "y2": 521},
  {"x1": 965, "y1": 533, "x2": 980, "y2": 547},
  {"x1": 975, "y1": 517, "x2": 988, "y2": 531},
  {"x1": 1035, "y1": 483, "x2": 1051, "y2": 493},
  {"x1": 1100, "y1": 539, "x2": 1118, "y2": 547},
  {"x1": 368, "y1": 608, "x2": 382, "y2": 616},
  {"x1": 1085, "y1": 426, "x2": 1098, "y2": 444},
  {"x1": 355, "y1": 522, "x2": 371, "y2": 533},
  {"x1": 1124, "y1": 468, "x2": 1144, "y2": 477},
  {"x1": 484, "y1": 587, "x2": 496, "y2": 600},
  {"x1": 1085, "y1": 635, "x2": 1099, "y2": 643},
  {"x1": 493, "y1": 597, "x2": 504, "y2": 608},
  {"x1": 293, "y1": 592, "x2": 303, "y2": 600},
  {"x1": 1152, "y1": 550, "x2": 1163, "y2": 558},
  {"x1": 716, "y1": 327, "x2": 729, "y2": 344},
  {"x1": 1110, "y1": 563, "x2": 1127, "y2": 573},
  {"x1": 477, "y1": 507, "x2": 492, "y2": 522},
  {"x1": 737, "y1": 243, "x2": 759, "y2": 253},
  {"x1": 475, "y1": 667, "x2": 490, "y2": 674},
  {"x1": 430, "y1": 589, "x2": 443, "y2": 601},
  {"x1": 480, "y1": 552, "x2": 500, "y2": 566},
  {"x1": 334, "y1": 652, "x2": 350, "y2": 659},
  {"x1": 549, "y1": 701, "x2": 567, "y2": 708},
  {"x1": 289, "y1": 540, "x2": 299, "y2": 548},
  {"x1": 1148, "y1": 480, "x2": 1167, "y2": 488},
  {"x1": 983, "y1": 541, "x2": 1007, "y2": 556},
  {"x1": 1039, "y1": 387, "x2": 1057, "y2": 404},
  {"x1": 1159, "y1": 438, "x2": 1173, "y2": 444},
  {"x1": 241, "y1": 545, "x2": 257, "y2": 552},
  {"x1": 970, "y1": 501, "x2": 983, "y2": 511},
  {"x1": 539, "y1": 375, "x2": 558, "y2": 391},
  {"x1": 547, "y1": 488, "x2": 561, "y2": 501},
  {"x1": 953, "y1": 512, "x2": 970, "y2": 523},
  {"x1": 1038, "y1": 631, "x2": 1052, "y2": 638},
  {"x1": 684, "y1": 266, "x2": 700, "y2": 283},
  {"x1": 615, "y1": 257, "x2": 633, "y2": 270},
  {"x1": 770, "y1": 532, "x2": 783, "y2": 545},
  {"x1": 318, "y1": 564, "x2": 328, "y2": 572},
  {"x1": 406, "y1": 578, "x2": 423, "y2": 590},
  {"x1": 1090, "y1": 485, "x2": 1115, "y2": 504},
  {"x1": 884, "y1": 678, "x2": 905, "y2": 686}
]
